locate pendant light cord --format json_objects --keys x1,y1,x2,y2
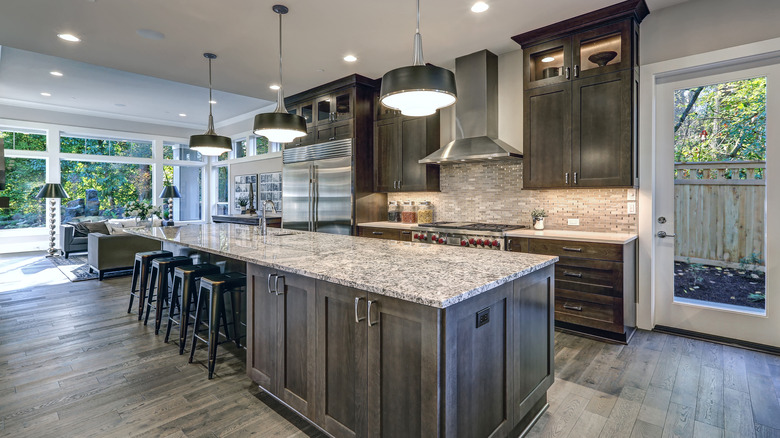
[
  {"x1": 413, "y1": 0, "x2": 425, "y2": 66},
  {"x1": 275, "y1": 11, "x2": 288, "y2": 114},
  {"x1": 206, "y1": 56, "x2": 216, "y2": 134}
]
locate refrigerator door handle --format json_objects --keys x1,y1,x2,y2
[
  {"x1": 308, "y1": 164, "x2": 314, "y2": 232},
  {"x1": 312, "y1": 164, "x2": 319, "y2": 232}
]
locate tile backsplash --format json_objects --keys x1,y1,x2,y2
[{"x1": 388, "y1": 161, "x2": 637, "y2": 233}]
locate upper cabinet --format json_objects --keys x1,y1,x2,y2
[{"x1": 514, "y1": 0, "x2": 648, "y2": 189}]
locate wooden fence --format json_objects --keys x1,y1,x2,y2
[{"x1": 674, "y1": 161, "x2": 765, "y2": 268}]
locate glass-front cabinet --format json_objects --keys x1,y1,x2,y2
[
  {"x1": 525, "y1": 38, "x2": 572, "y2": 88},
  {"x1": 314, "y1": 89, "x2": 354, "y2": 125}
]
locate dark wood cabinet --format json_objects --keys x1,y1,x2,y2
[
  {"x1": 357, "y1": 226, "x2": 413, "y2": 241},
  {"x1": 506, "y1": 236, "x2": 636, "y2": 343},
  {"x1": 247, "y1": 264, "x2": 317, "y2": 417},
  {"x1": 514, "y1": 0, "x2": 648, "y2": 189},
  {"x1": 373, "y1": 111, "x2": 440, "y2": 192}
]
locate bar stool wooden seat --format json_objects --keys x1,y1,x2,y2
[
  {"x1": 128, "y1": 250, "x2": 172, "y2": 320},
  {"x1": 143, "y1": 256, "x2": 193, "y2": 334},
  {"x1": 188, "y1": 272, "x2": 247, "y2": 379},
  {"x1": 164, "y1": 263, "x2": 221, "y2": 354}
]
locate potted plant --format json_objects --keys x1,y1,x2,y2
[
  {"x1": 124, "y1": 200, "x2": 162, "y2": 227},
  {"x1": 237, "y1": 196, "x2": 249, "y2": 214},
  {"x1": 531, "y1": 209, "x2": 547, "y2": 230}
]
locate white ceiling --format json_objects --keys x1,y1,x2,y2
[{"x1": 0, "y1": 0, "x2": 688, "y2": 127}]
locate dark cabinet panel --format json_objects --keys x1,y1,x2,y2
[
  {"x1": 523, "y1": 83, "x2": 571, "y2": 188},
  {"x1": 373, "y1": 119, "x2": 401, "y2": 193},
  {"x1": 506, "y1": 237, "x2": 529, "y2": 253},
  {"x1": 247, "y1": 264, "x2": 278, "y2": 389},
  {"x1": 373, "y1": 110, "x2": 440, "y2": 193}
]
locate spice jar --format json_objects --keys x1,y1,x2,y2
[
  {"x1": 417, "y1": 201, "x2": 434, "y2": 224},
  {"x1": 401, "y1": 201, "x2": 417, "y2": 224},
  {"x1": 387, "y1": 201, "x2": 401, "y2": 222}
]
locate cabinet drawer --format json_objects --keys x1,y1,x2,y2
[
  {"x1": 506, "y1": 237, "x2": 529, "y2": 253},
  {"x1": 399, "y1": 230, "x2": 413, "y2": 242},
  {"x1": 529, "y1": 238, "x2": 622, "y2": 261},
  {"x1": 555, "y1": 289, "x2": 623, "y2": 332},
  {"x1": 555, "y1": 257, "x2": 623, "y2": 297},
  {"x1": 357, "y1": 227, "x2": 402, "y2": 241}
]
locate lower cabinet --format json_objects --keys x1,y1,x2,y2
[
  {"x1": 357, "y1": 226, "x2": 413, "y2": 241},
  {"x1": 247, "y1": 262, "x2": 555, "y2": 437}
]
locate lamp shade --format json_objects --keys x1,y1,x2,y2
[
  {"x1": 189, "y1": 133, "x2": 232, "y2": 156},
  {"x1": 253, "y1": 112, "x2": 308, "y2": 143},
  {"x1": 380, "y1": 64, "x2": 457, "y2": 117},
  {"x1": 159, "y1": 185, "x2": 181, "y2": 199},
  {"x1": 35, "y1": 183, "x2": 68, "y2": 199}
]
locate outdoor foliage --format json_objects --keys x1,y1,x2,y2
[
  {"x1": 1, "y1": 130, "x2": 46, "y2": 151},
  {"x1": 60, "y1": 136, "x2": 153, "y2": 158},
  {"x1": 60, "y1": 160, "x2": 152, "y2": 219},
  {"x1": 674, "y1": 77, "x2": 766, "y2": 163},
  {"x1": 256, "y1": 136, "x2": 269, "y2": 155},
  {"x1": 0, "y1": 157, "x2": 45, "y2": 229}
]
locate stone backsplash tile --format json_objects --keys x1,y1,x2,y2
[{"x1": 388, "y1": 161, "x2": 637, "y2": 233}]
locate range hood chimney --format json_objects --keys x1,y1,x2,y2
[{"x1": 419, "y1": 50, "x2": 522, "y2": 164}]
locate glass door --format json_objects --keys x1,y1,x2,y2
[{"x1": 654, "y1": 63, "x2": 779, "y2": 346}]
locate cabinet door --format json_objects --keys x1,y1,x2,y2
[
  {"x1": 571, "y1": 70, "x2": 633, "y2": 187},
  {"x1": 512, "y1": 266, "x2": 554, "y2": 423},
  {"x1": 247, "y1": 264, "x2": 279, "y2": 390},
  {"x1": 505, "y1": 237, "x2": 529, "y2": 253},
  {"x1": 523, "y1": 83, "x2": 571, "y2": 188},
  {"x1": 572, "y1": 21, "x2": 632, "y2": 80},
  {"x1": 523, "y1": 37, "x2": 572, "y2": 90},
  {"x1": 374, "y1": 119, "x2": 401, "y2": 192},
  {"x1": 289, "y1": 126, "x2": 315, "y2": 148},
  {"x1": 315, "y1": 95, "x2": 333, "y2": 125},
  {"x1": 316, "y1": 119, "x2": 354, "y2": 144},
  {"x1": 400, "y1": 115, "x2": 439, "y2": 192},
  {"x1": 332, "y1": 89, "x2": 354, "y2": 122},
  {"x1": 298, "y1": 100, "x2": 315, "y2": 127},
  {"x1": 275, "y1": 272, "x2": 317, "y2": 417},
  {"x1": 315, "y1": 281, "x2": 368, "y2": 438},
  {"x1": 366, "y1": 293, "x2": 440, "y2": 438}
]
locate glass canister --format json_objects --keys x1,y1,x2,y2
[
  {"x1": 387, "y1": 201, "x2": 401, "y2": 222},
  {"x1": 417, "y1": 201, "x2": 434, "y2": 224},
  {"x1": 401, "y1": 201, "x2": 417, "y2": 224}
]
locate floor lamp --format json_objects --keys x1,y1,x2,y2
[{"x1": 36, "y1": 183, "x2": 68, "y2": 257}]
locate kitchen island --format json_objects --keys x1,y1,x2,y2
[{"x1": 127, "y1": 224, "x2": 558, "y2": 438}]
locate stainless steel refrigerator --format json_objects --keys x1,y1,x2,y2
[{"x1": 282, "y1": 139, "x2": 353, "y2": 235}]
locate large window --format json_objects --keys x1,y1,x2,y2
[
  {"x1": 61, "y1": 134, "x2": 153, "y2": 158},
  {"x1": 235, "y1": 139, "x2": 247, "y2": 159},
  {"x1": 1, "y1": 129, "x2": 47, "y2": 151},
  {"x1": 256, "y1": 136, "x2": 269, "y2": 155},
  {"x1": 163, "y1": 165, "x2": 203, "y2": 221},
  {"x1": 60, "y1": 160, "x2": 152, "y2": 221},
  {"x1": 0, "y1": 157, "x2": 45, "y2": 229},
  {"x1": 163, "y1": 142, "x2": 202, "y2": 162}
]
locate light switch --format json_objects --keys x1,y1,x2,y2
[
  {"x1": 568, "y1": 218, "x2": 580, "y2": 226},
  {"x1": 627, "y1": 202, "x2": 636, "y2": 214},
  {"x1": 627, "y1": 190, "x2": 636, "y2": 201}
]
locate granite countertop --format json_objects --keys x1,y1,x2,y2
[
  {"x1": 505, "y1": 229, "x2": 637, "y2": 244},
  {"x1": 127, "y1": 224, "x2": 557, "y2": 308},
  {"x1": 213, "y1": 213, "x2": 282, "y2": 219}
]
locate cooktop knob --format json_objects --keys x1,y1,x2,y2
[
  {"x1": 469, "y1": 238, "x2": 475, "y2": 245},
  {"x1": 431, "y1": 235, "x2": 438, "y2": 241},
  {"x1": 476, "y1": 239, "x2": 484, "y2": 246},
  {"x1": 438, "y1": 238, "x2": 445, "y2": 244},
  {"x1": 413, "y1": 234, "x2": 419, "y2": 239},
  {"x1": 492, "y1": 239, "x2": 500, "y2": 247},
  {"x1": 485, "y1": 240, "x2": 492, "y2": 247},
  {"x1": 461, "y1": 240, "x2": 467, "y2": 246}
]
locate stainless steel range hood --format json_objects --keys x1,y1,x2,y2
[{"x1": 419, "y1": 50, "x2": 522, "y2": 164}]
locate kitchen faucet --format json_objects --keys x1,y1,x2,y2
[{"x1": 260, "y1": 200, "x2": 277, "y2": 236}]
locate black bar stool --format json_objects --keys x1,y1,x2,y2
[
  {"x1": 144, "y1": 256, "x2": 193, "y2": 334},
  {"x1": 188, "y1": 272, "x2": 247, "y2": 379},
  {"x1": 128, "y1": 250, "x2": 172, "y2": 320},
  {"x1": 164, "y1": 263, "x2": 221, "y2": 354}
]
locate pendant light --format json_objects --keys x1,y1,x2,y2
[
  {"x1": 379, "y1": 0, "x2": 457, "y2": 117},
  {"x1": 189, "y1": 53, "x2": 232, "y2": 156},
  {"x1": 253, "y1": 4, "x2": 307, "y2": 143}
]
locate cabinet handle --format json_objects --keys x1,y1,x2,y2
[
  {"x1": 562, "y1": 247, "x2": 583, "y2": 252},
  {"x1": 563, "y1": 271, "x2": 583, "y2": 278},
  {"x1": 565, "y1": 67, "x2": 571, "y2": 79},
  {"x1": 398, "y1": 181, "x2": 402, "y2": 189},
  {"x1": 367, "y1": 300, "x2": 379, "y2": 327},
  {"x1": 275, "y1": 275, "x2": 285, "y2": 295},
  {"x1": 333, "y1": 112, "x2": 338, "y2": 121},
  {"x1": 507, "y1": 239, "x2": 513, "y2": 251},
  {"x1": 267, "y1": 273, "x2": 277, "y2": 294},
  {"x1": 565, "y1": 173, "x2": 569, "y2": 184},
  {"x1": 574, "y1": 65, "x2": 579, "y2": 78},
  {"x1": 372, "y1": 231, "x2": 384, "y2": 236},
  {"x1": 563, "y1": 303, "x2": 583, "y2": 311},
  {"x1": 354, "y1": 297, "x2": 365, "y2": 323},
  {"x1": 573, "y1": 172, "x2": 578, "y2": 184},
  {"x1": 401, "y1": 231, "x2": 411, "y2": 235},
  {"x1": 329, "y1": 136, "x2": 336, "y2": 141}
]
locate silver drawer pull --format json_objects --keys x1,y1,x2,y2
[
  {"x1": 401, "y1": 231, "x2": 411, "y2": 235},
  {"x1": 563, "y1": 271, "x2": 583, "y2": 278},
  {"x1": 563, "y1": 303, "x2": 583, "y2": 311},
  {"x1": 267, "y1": 273, "x2": 277, "y2": 294},
  {"x1": 275, "y1": 275, "x2": 285, "y2": 296},
  {"x1": 354, "y1": 297, "x2": 365, "y2": 323},
  {"x1": 367, "y1": 300, "x2": 379, "y2": 327},
  {"x1": 372, "y1": 231, "x2": 383, "y2": 235},
  {"x1": 562, "y1": 247, "x2": 582, "y2": 252}
]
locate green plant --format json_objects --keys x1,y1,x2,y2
[
  {"x1": 531, "y1": 209, "x2": 547, "y2": 218},
  {"x1": 739, "y1": 252, "x2": 764, "y2": 272},
  {"x1": 237, "y1": 196, "x2": 249, "y2": 208}
]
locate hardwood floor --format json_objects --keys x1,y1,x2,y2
[{"x1": 1, "y1": 253, "x2": 779, "y2": 437}]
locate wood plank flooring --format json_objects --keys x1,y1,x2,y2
[{"x1": 1, "y1": 253, "x2": 779, "y2": 437}]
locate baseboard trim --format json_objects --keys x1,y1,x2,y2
[{"x1": 653, "y1": 325, "x2": 780, "y2": 356}]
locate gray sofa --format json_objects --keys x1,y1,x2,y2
[
  {"x1": 87, "y1": 232, "x2": 160, "y2": 280},
  {"x1": 61, "y1": 224, "x2": 88, "y2": 258}
]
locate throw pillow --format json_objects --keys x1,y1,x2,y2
[
  {"x1": 66, "y1": 222, "x2": 88, "y2": 237},
  {"x1": 76, "y1": 221, "x2": 110, "y2": 236}
]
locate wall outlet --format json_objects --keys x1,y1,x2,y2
[
  {"x1": 627, "y1": 202, "x2": 636, "y2": 214},
  {"x1": 568, "y1": 218, "x2": 580, "y2": 226},
  {"x1": 627, "y1": 190, "x2": 636, "y2": 201},
  {"x1": 476, "y1": 308, "x2": 490, "y2": 328}
]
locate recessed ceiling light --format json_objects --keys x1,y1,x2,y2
[
  {"x1": 269, "y1": 84, "x2": 280, "y2": 90},
  {"x1": 136, "y1": 29, "x2": 165, "y2": 40},
  {"x1": 57, "y1": 33, "x2": 81, "y2": 42},
  {"x1": 40, "y1": 92, "x2": 52, "y2": 97},
  {"x1": 209, "y1": 100, "x2": 217, "y2": 104},
  {"x1": 179, "y1": 113, "x2": 187, "y2": 117},
  {"x1": 50, "y1": 71, "x2": 63, "y2": 77},
  {"x1": 471, "y1": 1, "x2": 489, "y2": 13},
  {"x1": 541, "y1": 56, "x2": 555, "y2": 63},
  {"x1": 343, "y1": 55, "x2": 357, "y2": 63}
]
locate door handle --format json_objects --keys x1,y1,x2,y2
[
  {"x1": 565, "y1": 173, "x2": 569, "y2": 184},
  {"x1": 565, "y1": 67, "x2": 571, "y2": 79},
  {"x1": 274, "y1": 275, "x2": 285, "y2": 295},
  {"x1": 657, "y1": 231, "x2": 676, "y2": 238},
  {"x1": 574, "y1": 65, "x2": 579, "y2": 78},
  {"x1": 573, "y1": 172, "x2": 578, "y2": 184},
  {"x1": 267, "y1": 273, "x2": 277, "y2": 294},
  {"x1": 354, "y1": 296, "x2": 365, "y2": 323},
  {"x1": 329, "y1": 136, "x2": 336, "y2": 141},
  {"x1": 563, "y1": 271, "x2": 583, "y2": 278},
  {"x1": 563, "y1": 303, "x2": 583, "y2": 311},
  {"x1": 367, "y1": 300, "x2": 379, "y2": 327}
]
